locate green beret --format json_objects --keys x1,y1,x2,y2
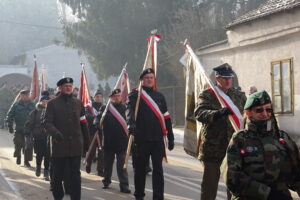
[{"x1": 244, "y1": 90, "x2": 271, "y2": 110}]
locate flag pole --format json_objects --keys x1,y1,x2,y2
[
  {"x1": 183, "y1": 40, "x2": 239, "y2": 132},
  {"x1": 124, "y1": 30, "x2": 157, "y2": 169}
]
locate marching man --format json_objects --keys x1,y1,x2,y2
[{"x1": 127, "y1": 68, "x2": 174, "y2": 200}]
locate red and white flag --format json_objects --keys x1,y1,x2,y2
[
  {"x1": 79, "y1": 66, "x2": 96, "y2": 117},
  {"x1": 115, "y1": 71, "x2": 130, "y2": 104},
  {"x1": 144, "y1": 34, "x2": 161, "y2": 90},
  {"x1": 30, "y1": 56, "x2": 40, "y2": 101}
]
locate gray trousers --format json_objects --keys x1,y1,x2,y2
[
  {"x1": 201, "y1": 161, "x2": 231, "y2": 200},
  {"x1": 102, "y1": 150, "x2": 129, "y2": 188}
]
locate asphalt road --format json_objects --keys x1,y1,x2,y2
[{"x1": 0, "y1": 129, "x2": 299, "y2": 200}]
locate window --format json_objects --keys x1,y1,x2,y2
[{"x1": 271, "y1": 59, "x2": 293, "y2": 114}]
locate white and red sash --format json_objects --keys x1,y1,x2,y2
[
  {"x1": 108, "y1": 104, "x2": 128, "y2": 136},
  {"x1": 86, "y1": 102, "x2": 98, "y2": 117},
  {"x1": 209, "y1": 87, "x2": 243, "y2": 130},
  {"x1": 80, "y1": 115, "x2": 87, "y2": 124},
  {"x1": 140, "y1": 89, "x2": 168, "y2": 135}
]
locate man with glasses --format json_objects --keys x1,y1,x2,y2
[{"x1": 194, "y1": 63, "x2": 246, "y2": 200}]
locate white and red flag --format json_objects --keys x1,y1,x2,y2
[
  {"x1": 30, "y1": 55, "x2": 40, "y2": 101},
  {"x1": 182, "y1": 41, "x2": 243, "y2": 157}
]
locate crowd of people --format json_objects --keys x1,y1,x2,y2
[{"x1": 4, "y1": 64, "x2": 300, "y2": 200}]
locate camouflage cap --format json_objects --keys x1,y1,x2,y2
[
  {"x1": 244, "y1": 90, "x2": 271, "y2": 110},
  {"x1": 213, "y1": 63, "x2": 234, "y2": 78}
]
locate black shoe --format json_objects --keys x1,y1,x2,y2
[
  {"x1": 16, "y1": 156, "x2": 21, "y2": 165},
  {"x1": 36, "y1": 165, "x2": 41, "y2": 177},
  {"x1": 102, "y1": 184, "x2": 109, "y2": 189},
  {"x1": 120, "y1": 187, "x2": 131, "y2": 193},
  {"x1": 65, "y1": 188, "x2": 71, "y2": 195},
  {"x1": 24, "y1": 161, "x2": 31, "y2": 168},
  {"x1": 86, "y1": 165, "x2": 91, "y2": 174}
]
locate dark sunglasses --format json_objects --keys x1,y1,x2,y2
[{"x1": 254, "y1": 108, "x2": 273, "y2": 113}]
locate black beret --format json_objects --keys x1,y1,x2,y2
[
  {"x1": 139, "y1": 68, "x2": 154, "y2": 80},
  {"x1": 40, "y1": 95, "x2": 50, "y2": 102},
  {"x1": 109, "y1": 88, "x2": 121, "y2": 97},
  {"x1": 244, "y1": 90, "x2": 271, "y2": 110},
  {"x1": 56, "y1": 77, "x2": 73, "y2": 86},
  {"x1": 94, "y1": 90, "x2": 103, "y2": 97},
  {"x1": 213, "y1": 63, "x2": 234, "y2": 78},
  {"x1": 20, "y1": 90, "x2": 30, "y2": 94}
]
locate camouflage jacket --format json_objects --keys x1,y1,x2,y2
[
  {"x1": 194, "y1": 87, "x2": 246, "y2": 162},
  {"x1": 6, "y1": 100, "x2": 35, "y2": 133},
  {"x1": 224, "y1": 119, "x2": 300, "y2": 200}
]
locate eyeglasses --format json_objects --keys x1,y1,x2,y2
[{"x1": 254, "y1": 108, "x2": 273, "y2": 113}]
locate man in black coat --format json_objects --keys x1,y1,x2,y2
[
  {"x1": 96, "y1": 89, "x2": 130, "y2": 193},
  {"x1": 43, "y1": 77, "x2": 90, "y2": 200},
  {"x1": 85, "y1": 90, "x2": 104, "y2": 176},
  {"x1": 127, "y1": 68, "x2": 175, "y2": 200}
]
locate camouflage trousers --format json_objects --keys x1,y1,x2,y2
[
  {"x1": 13, "y1": 132, "x2": 33, "y2": 162},
  {"x1": 201, "y1": 161, "x2": 231, "y2": 200}
]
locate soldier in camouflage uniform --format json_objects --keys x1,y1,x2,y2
[
  {"x1": 224, "y1": 90, "x2": 300, "y2": 200},
  {"x1": 6, "y1": 90, "x2": 35, "y2": 167},
  {"x1": 194, "y1": 63, "x2": 246, "y2": 200}
]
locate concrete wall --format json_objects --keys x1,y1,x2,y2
[{"x1": 197, "y1": 9, "x2": 300, "y2": 136}]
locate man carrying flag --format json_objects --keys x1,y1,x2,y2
[
  {"x1": 94, "y1": 88, "x2": 131, "y2": 193},
  {"x1": 194, "y1": 63, "x2": 246, "y2": 200},
  {"x1": 127, "y1": 68, "x2": 174, "y2": 200}
]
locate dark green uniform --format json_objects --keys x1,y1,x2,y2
[
  {"x1": 224, "y1": 118, "x2": 300, "y2": 200},
  {"x1": 6, "y1": 99, "x2": 35, "y2": 162},
  {"x1": 194, "y1": 87, "x2": 246, "y2": 200}
]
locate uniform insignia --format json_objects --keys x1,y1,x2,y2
[
  {"x1": 66, "y1": 78, "x2": 70, "y2": 82},
  {"x1": 246, "y1": 146, "x2": 253, "y2": 153},
  {"x1": 240, "y1": 148, "x2": 246, "y2": 155},
  {"x1": 279, "y1": 138, "x2": 285, "y2": 145}
]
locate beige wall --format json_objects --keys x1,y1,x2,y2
[{"x1": 197, "y1": 9, "x2": 300, "y2": 136}]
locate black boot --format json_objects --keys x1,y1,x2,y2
[
  {"x1": 24, "y1": 161, "x2": 31, "y2": 168},
  {"x1": 36, "y1": 165, "x2": 41, "y2": 177},
  {"x1": 16, "y1": 156, "x2": 21, "y2": 165},
  {"x1": 120, "y1": 185, "x2": 131, "y2": 193},
  {"x1": 44, "y1": 169, "x2": 50, "y2": 181}
]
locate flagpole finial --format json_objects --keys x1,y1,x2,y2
[
  {"x1": 151, "y1": 29, "x2": 158, "y2": 35},
  {"x1": 181, "y1": 39, "x2": 188, "y2": 46},
  {"x1": 33, "y1": 54, "x2": 37, "y2": 62}
]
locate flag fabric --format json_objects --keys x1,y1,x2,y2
[
  {"x1": 115, "y1": 71, "x2": 130, "y2": 104},
  {"x1": 30, "y1": 58, "x2": 40, "y2": 101},
  {"x1": 79, "y1": 67, "x2": 96, "y2": 117},
  {"x1": 40, "y1": 69, "x2": 46, "y2": 91},
  {"x1": 144, "y1": 34, "x2": 161, "y2": 90},
  {"x1": 182, "y1": 43, "x2": 243, "y2": 157}
]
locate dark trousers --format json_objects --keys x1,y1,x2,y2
[
  {"x1": 102, "y1": 150, "x2": 129, "y2": 188},
  {"x1": 13, "y1": 132, "x2": 31, "y2": 162},
  {"x1": 52, "y1": 156, "x2": 81, "y2": 200},
  {"x1": 97, "y1": 148, "x2": 104, "y2": 174},
  {"x1": 35, "y1": 138, "x2": 49, "y2": 170},
  {"x1": 134, "y1": 141, "x2": 164, "y2": 200}
]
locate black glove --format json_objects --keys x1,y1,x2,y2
[
  {"x1": 268, "y1": 189, "x2": 292, "y2": 200},
  {"x1": 168, "y1": 140, "x2": 174, "y2": 151},
  {"x1": 128, "y1": 124, "x2": 136, "y2": 136},
  {"x1": 213, "y1": 107, "x2": 233, "y2": 120},
  {"x1": 54, "y1": 132, "x2": 64, "y2": 143},
  {"x1": 8, "y1": 126, "x2": 14, "y2": 134}
]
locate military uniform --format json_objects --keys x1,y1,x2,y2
[
  {"x1": 224, "y1": 118, "x2": 300, "y2": 200},
  {"x1": 194, "y1": 63, "x2": 246, "y2": 200},
  {"x1": 43, "y1": 77, "x2": 90, "y2": 200},
  {"x1": 224, "y1": 90, "x2": 300, "y2": 200},
  {"x1": 6, "y1": 94, "x2": 35, "y2": 165},
  {"x1": 127, "y1": 68, "x2": 174, "y2": 200}
]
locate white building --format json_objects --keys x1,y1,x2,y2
[{"x1": 196, "y1": 0, "x2": 300, "y2": 136}]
